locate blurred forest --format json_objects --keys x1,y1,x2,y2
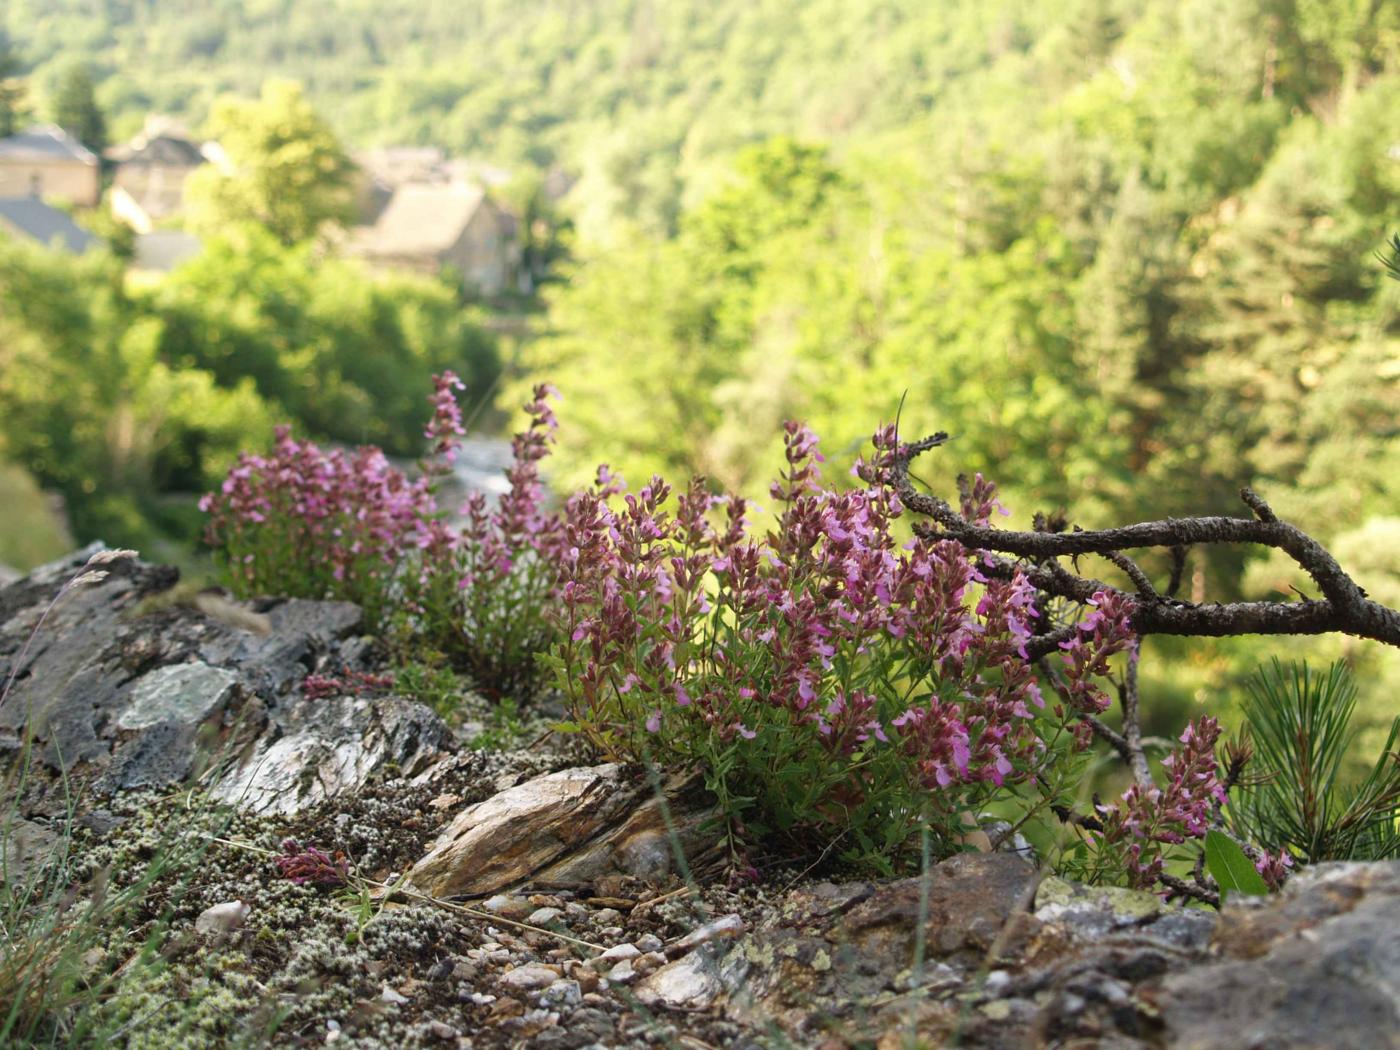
[{"x1": 1, "y1": 0, "x2": 1399, "y2": 735}]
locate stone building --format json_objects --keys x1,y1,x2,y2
[
  {"x1": 347, "y1": 181, "x2": 516, "y2": 296},
  {"x1": 108, "y1": 122, "x2": 206, "y2": 233},
  {"x1": 0, "y1": 125, "x2": 100, "y2": 206}
]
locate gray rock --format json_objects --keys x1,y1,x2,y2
[
  {"x1": 116, "y1": 662, "x2": 239, "y2": 731},
  {"x1": 211, "y1": 695, "x2": 450, "y2": 816},
  {"x1": 499, "y1": 964, "x2": 561, "y2": 992},
  {"x1": 1153, "y1": 862, "x2": 1400, "y2": 1049},
  {"x1": 634, "y1": 944, "x2": 727, "y2": 1009}
]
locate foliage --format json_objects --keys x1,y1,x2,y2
[
  {"x1": 0, "y1": 238, "x2": 274, "y2": 548},
  {"x1": 200, "y1": 422, "x2": 436, "y2": 628},
  {"x1": 0, "y1": 31, "x2": 27, "y2": 138},
  {"x1": 1230, "y1": 659, "x2": 1400, "y2": 863},
  {"x1": 184, "y1": 79, "x2": 355, "y2": 246},
  {"x1": 1203, "y1": 830, "x2": 1270, "y2": 902},
  {"x1": 406, "y1": 380, "x2": 564, "y2": 700},
  {"x1": 0, "y1": 227, "x2": 498, "y2": 549},
  {"x1": 0, "y1": 462, "x2": 72, "y2": 571},
  {"x1": 47, "y1": 61, "x2": 104, "y2": 152}
]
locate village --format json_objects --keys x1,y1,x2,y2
[{"x1": 0, "y1": 116, "x2": 539, "y2": 295}]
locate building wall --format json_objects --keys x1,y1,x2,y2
[
  {"x1": 445, "y1": 203, "x2": 508, "y2": 296},
  {"x1": 0, "y1": 161, "x2": 100, "y2": 206},
  {"x1": 112, "y1": 164, "x2": 198, "y2": 223}
]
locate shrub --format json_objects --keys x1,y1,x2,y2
[
  {"x1": 201, "y1": 374, "x2": 565, "y2": 698},
  {"x1": 546, "y1": 422, "x2": 1136, "y2": 864}
]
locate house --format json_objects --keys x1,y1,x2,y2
[
  {"x1": 347, "y1": 181, "x2": 516, "y2": 296},
  {"x1": 0, "y1": 125, "x2": 101, "y2": 206},
  {"x1": 0, "y1": 197, "x2": 96, "y2": 253},
  {"x1": 108, "y1": 121, "x2": 207, "y2": 233}
]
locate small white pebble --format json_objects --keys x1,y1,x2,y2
[{"x1": 195, "y1": 900, "x2": 250, "y2": 935}]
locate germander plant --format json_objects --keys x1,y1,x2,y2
[
  {"x1": 201, "y1": 373, "x2": 566, "y2": 697},
  {"x1": 546, "y1": 422, "x2": 1136, "y2": 865}
]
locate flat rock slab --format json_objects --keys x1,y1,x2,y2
[
  {"x1": 407, "y1": 763, "x2": 718, "y2": 897},
  {"x1": 116, "y1": 662, "x2": 240, "y2": 731}
]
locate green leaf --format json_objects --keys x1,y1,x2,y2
[{"x1": 1204, "y1": 830, "x2": 1269, "y2": 902}]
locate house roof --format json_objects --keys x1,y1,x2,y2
[
  {"x1": 0, "y1": 197, "x2": 97, "y2": 253},
  {"x1": 0, "y1": 125, "x2": 99, "y2": 167},
  {"x1": 109, "y1": 133, "x2": 204, "y2": 168},
  {"x1": 351, "y1": 183, "x2": 490, "y2": 257},
  {"x1": 354, "y1": 146, "x2": 448, "y2": 187}
]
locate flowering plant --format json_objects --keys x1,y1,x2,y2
[
  {"x1": 546, "y1": 421, "x2": 1136, "y2": 862},
  {"x1": 273, "y1": 840, "x2": 350, "y2": 887},
  {"x1": 202, "y1": 374, "x2": 566, "y2": 698}
]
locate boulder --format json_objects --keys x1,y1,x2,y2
[
  {"x1": 1149, "y1": 862, "x2": 1400, "y2": 1050},
  {"x1": 0, "y1": 550, "x2": 451, "y2": 816}
]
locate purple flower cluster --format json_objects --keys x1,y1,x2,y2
[
  {"x1": 203, "y1": 376, "x2": 567, "y2": 696},
  {"x1": 200, "y1": 422, "x2": 436, "y2": 624},
  {"x1": 1095, "y1": 716, "x2": 1229, "y2": 888},
  {"x1": 273, "y1": 839, "x2": 350, "y2": 887},
  {"x1": 1254, "y1": 847, "x2": 1293, "y2": 890},
  {"x1": 551, "y1": 419, "x2": 1135, "y2": 844}
]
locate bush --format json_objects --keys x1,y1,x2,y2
[
  {"x1": 545, "y1": 422, "x2": 1135, "y2": 864},
  {"x1": 201, "y1": 374, "x2": 563, "y2": 695}
]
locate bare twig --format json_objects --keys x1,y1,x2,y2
[
  {"x1": 1160, "y1": 871, "x2": 1219, "y2": 907},
  {"x1": 1118, "y1": 644, "x2": 1151, "y2": 789},
  {"x1": 888, "y1": 438, "x2": 1400, "y2": 653}
]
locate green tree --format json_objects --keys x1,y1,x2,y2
[
  {"x1": 49, "y1": 61, "x2": 106, "y2": 152},
  {"x1": 185, "y1": 79, "x2": 355, "y2": 245},
  {"x1": 0, "y1": 32, "x2": 25, "y2": 138}
]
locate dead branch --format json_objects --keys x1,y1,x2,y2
[{"x1": 889, "y1": 433, "x2": 1400, "y2": 656}]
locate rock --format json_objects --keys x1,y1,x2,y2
[
  {"x1": 407, "y1": 764, "x2": 662, "y2": 897},
  {"x1": 0, "y1": 818, "x2": 59, "y2": 883},
  {"x1": 527, "y1": 906, "x2": 565, "y2": 926},
  {"x1": 195, "y1": 899, "x2": 250, "y2": 935},
  {"x1": 115, "y1": 662, "x2": 240, "y2": 731},
  {"x1": 667, "y1": 913, "x2": 745, "y2": 957},
  {"x1": 499, "y1": 964, "x2": 562, "y2": 992},
  {"x1": 1151, "y1": 862, "x2": 1400, "y2": 1050},
  {"x1": 483, "y1": 894, "x2": 534, "y2": 921},
  {"x1": 589, "y1": 944, "x2": 640, "y2": 971},
  {"x1": 379, "y1": 984, "x2": 410, "y2": 1005},
  {"x1": 422, "y1": 1020, "x2": 459, "y2": 1041},
  {"x1": 211, "y1": 695, "x2": 451, "y2": 816},
  {"x1": 634, "y1": 944, "x2": 728, "y2": 1009},
  {"x1": 0, "y1": 551, "x2": 399, "y2": 809},
  {"x1": 606, "y1": 959, "x2": 636, "y2": 984},
  {"x1": 540, "y1": 979, "x2": 582, "y2": 1008}
]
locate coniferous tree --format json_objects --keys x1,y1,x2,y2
[
  {"x1": 50, "y1": 62, "x2": 106, "y2": 152},
  {"x1": 0, "y1": 32, "x2": 25, "y2": 138}
]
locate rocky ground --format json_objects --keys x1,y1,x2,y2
[{"x1": 1, "y1": 548, "x2": 1397, "y2": 1049}]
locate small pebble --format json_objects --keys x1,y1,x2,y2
[
  {"x1": 195, "y1": 900, "x2": 250, "y2": 935},
  {"x1": 499, "y1": 963, "x2": 562, "y2": 992}
]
